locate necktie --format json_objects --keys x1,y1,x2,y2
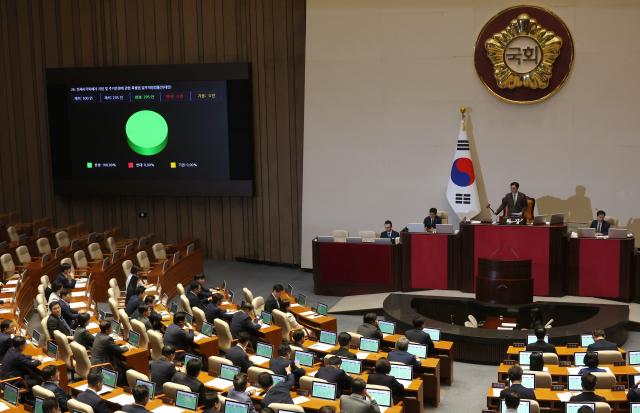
[
  {"x1": 597, "y1": 222, "x2": 602, "y2": 233},
  {"x1": 513, "y1": 193, "x2": 517, "y2": 204},
  {"x1": 388, "y1": 232, "x2": 391, "y2": 237},
  {"x1": 60, "y1": 315, "x2": 71, "y2": 333}
]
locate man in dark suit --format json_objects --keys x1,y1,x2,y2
[
  {"x1": 163, "y1": 313, "x2": 196, "y2": 354},
  {"x1": 404, "y1": 318, "x2": 434, "y2": 356},
  {"x1": 92, "y1": 321, "x2": 129, "y2": 383},
  {"x1": 499, "y1": 366, "x2": 536, "y2": 400},
  {"x1": 150, "y1": 345, "x2": 177, "y2": 387},
  {"x1": 0, "y1": 336, "x2": 42, "y2": 386},
  {"x1": 205, "y1": 293, "x2": 230, "y2": 324},
  {"x1": 339, "y1": 378, "x2": 381, "y2": 413},
  {"x1": 77, "y1": 369, "x2": 110, "y2": 413},
  {"x1": 590, "y1": 210, "x2": 611, "y2": 235},
  {"x1": 387, "y1": 338, "x2": 420, "y2": 368},
  {"x1": 331, "y1": 332, "x2": 357, "y2": 359},
  {"x1": 0, "y1": 320, "x2": 14, "y2": 359},
  {"x1": 194, "y1": 274, "x2": 213, "y2": 303},
  {"x1": 136, "y1": 304, "x2": 154, "y2": 331},
  {"x1": 125, "y1": 266, "x2": 141, "y2": 304},
  {"x1": 54, "y1": 263, "x2": 76, "y2": 290},
  {"x1": 259, "y1": 371, "x2": 295, "y2": 407},
  {"x1": 316, "y1": 356, "x2": 353, "y2": 395},
  {"x1": 187, "y1": 282, "x2": 207, "y2": 312},
  {"x1": 357, "y1": 313, "x2": 383, "y2": 340},
  {"x1": 230, "y1": 303, "x2": 261, "y2": 349},
  {"x1": 366, "y1": 358, "x2": 404, "y2": 401},
  {"x1": 569, "y1": 373, "x2": 606, "y2": 402},
  {"x1": 171, "y1": 357, "x2": 206, "y2": 403},
  {"x1": 42, "y1": 365, "x2": 70, "y2": 412},
  {"x1": 526, "y1": 327, "x2": 556, "y2": 353},
  {"x1": 126, "y1": 286, "x2": 145, "y2": 317},
  {"x1": 495, "y1": 182, "x2": 528, "y2": 216},
  {"x1": 587, "y1": 329, "x2": 618, "y2": 351},
  {"x1": 264, "y1": 284, "x2": 284, "y2": 313},
  {"x1": 380, "y1": 220, "x2": 400, "y2": 239},
  {"x1": 225, "y1": 332, "x2": 253, "y2": 373},
  {"x1": 122, "y1": 385, "x2": 153, "y2": 413},
  {"x1": 47, "y1": 301, "x2": 73, "y2": 340},
  {"x1": 269, "y1": 343, "x2": 305, "y2": 383},
  {"x1": 423, "y1": 208, "x2": 442, "y2": 231},
  {"x1": 58, "y1": 289, "x2": 79, "y2": 328}
]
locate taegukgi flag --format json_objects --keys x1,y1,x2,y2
[{"x1": 446, "y1": 113, "x2": 480, "y2": 220}]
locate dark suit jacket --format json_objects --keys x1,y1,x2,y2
[
  {"x1": 150, "y1": 357, "x2": 177, "y2": 386},
  {"x1": 77, "y1": 389, "x2": 110, "y2": 413},
  {"x1": 357, "y1": 323, "x2": 383, "y2": 340},
  {"x1": 136, "y1": 315, "x2": 153, "y2": 332},
  {"x1": 264, "y1": 294, "x2": 281, "y2": 313},
  {"x1": 226, "y1": 345, "x2": 253, "y2": 373},
  {"x1": 125, "y1": 274, "x2": 140, "y2": 303},
  {"x1": 163, "y1": 324, "x2": 195, "y2": 352},
  {"x1": 500, "y1": 383, "x2": 536, "y2": 401},
  {"x1": 187, "y1": 291, "x2": 207, "y2": 312},
  {"x1": 230, "y1": 311, "x2": 260, "y2": 338},
  {"x1": 380, "y1": 230, "x2": 400, "y2": 239},
  {"x1": 47, "y1": 314, "x2": 71, "y2": 337},
  {"x1": 388, "y1": 349, "x2": 420, "y2": 368},
  {"x1": 126, "y1": 295, "x2": 142, "y2": 317},
  {"x1": 55, "y1": 272, "x2": 76, "y2": 290},
  {"x1": 496, "y1": 192, "x2": 528, "y2": 215},
  {"x1": 171, "y1": 372, "x2": 206, "y2": 403},
  {"x1": 628, "y1": 387, "x2": 640, "y2": 402},
  {"x1": 590, "y1": 220, "x2": 610, "y2": 235},
  {"x1": 42, "y1": 381, "x2": 69, "y2": 412},
  {"x1": 59, "y1": 299, "x2": 79, "y2": 327},
  {"x1": 92, "y1": 332, "x2": 128, "y2": 365},
  {"x1": 73, "y1": 327, "x2": 95, "y2": 349},
  {"x1": 331, "y1": 347, "x2": 357, "y2": 359},
  {"x1": 587, "y1": 339, "x2": 618, "y2": 352},
  {"x1": 269, "y1": 357, "x2": 290, "y2": 376},
  {"x1": 315, "y1": 366, "x2": 353, "y2": 395},
  {"x1": 261, "y1": 373, "x2": 295, "y2": 407},
  {"x1": 122, "y1": 404, "x2": 153, "y2": 413},
  {"x1": 367, "y1": 373, "x2": 404, "y2": 401},
  {"x1": 526, "y1": 340, "x2": 557, "y2": 354},
  {"x1": 578, "y1": 367, "x2": 605, "y2": 375},
  {"x1": 404, "y1": 329, "x2": 434, "y2": 356},
  {"x1": 0, "y1": 332, "x2": 12, "y2": 359},
  {"x1": 569, "y1": 391, "x2": 606, "y2": 402},
  {"x1": 0, "y1": 348, "x2": 41, "y2": 380},
  {"x1": 205, "y1": 303, "x2": 227, "y2": 324},
  {"x1": 423, "y1": 216, "x2": 442, "y2": 230}
]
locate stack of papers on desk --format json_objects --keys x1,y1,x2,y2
[
  {"x1": 309, "y1": 342, "x2": 334, "y2": 351},
  {"x1": 566, "y1": 367, "x2": 581, "y2": 375},
  {"x1": 6, "y1": 280, "x2": 19, "y2": 285},
  {"x1": 194, "y1": 333, "x2": 207, "y2": 341},
  {"x1": 556, "y1": 392, "x2": 573, "y2": 402},
  {"x1": 205, "y1": 378, "x2": 233, "y2": 390},
  {"x1": 398, "y1": 379, "x2": 412, "y2": 388},
  {"x1": 0, "y1": 402, "x2": 11, "y2": 411},
  {"x1": 356, "y1": 352, "x2": 370, "y2": 359},
  {"x1": 290, "y1": 303, "x2": 301, "y2": 308},
  {"x1": 292, "y1": 396, "x2": 309, "y2": 405},
  {"x1": 299, "y1": 311, "x2": 315, "y2": 316},
  {"x1": 0, "y1": 309, "x2": 11, "y2": 314},
  {"x1": 69, "y1": 301, "x2": 87, "y2": 309},
  {"x1": 41, "y1": 356, "x2": 55, "y2": 363},
  {"x1": 307, "y1": 314, "x2": 323, "y2": 319},
  {"x1": 152, "y1": 406, "x2": 184, "y2": 413},
  {"x1": 249, "y1": 355, "x2": 270, "y2": 365},
  {"x1": 74, "y1": 384, "x2": 112, "y2": 395},
  {"x1": 87, "y1": 322, "x2": 99, "y2": 329},
  {"x1": 107, "y1": 394, "x2": 135, "y2": 406},
  {"x1": 71, "y1": 291, "x2": 85, "y2": 297},
  {"x1": 1, "y1": 288, "x2": 16, "y2": 293}
]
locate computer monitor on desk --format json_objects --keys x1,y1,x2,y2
[
  {"x1": 580, "y1": 334, "x2": 595, "y2": 347},
  {"x1": 577, "y1": 228, "x2": 596, "y2": 238},
  {"x1": 407, "y1": 223, "x2": 424, "y2": 233}
]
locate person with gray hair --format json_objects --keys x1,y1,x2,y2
[
  {"x1": 387, "y1": 337, "x2": 420, "y2": 367},
  {"x1": 339, "y1": 378, "x2": 380, "y2": 413}
]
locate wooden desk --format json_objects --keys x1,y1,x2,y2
[
  {"x1": 24, "y1": 343, "x2": 69, "y2": 392},
  {"x1": 486, "y1": 387, "x2": 628, "y2": 412},
  {"x1": 382, "y1": 334, "x2": 455, "y2": 385},
  {"x1": 497, "y1": 363, "x2": 637, "y2": 386},
  {"x1": 289, "y1": 305, "x2": 337, "y2": 332},
  {"x1": 505, "y1": 345, "x2": 627, "y2": 361},
  {"x1": 258, "y1": 325, "x2": 282, "y2": 351}
]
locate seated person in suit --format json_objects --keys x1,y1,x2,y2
[
  {"x1": 316, "y1": 356, "x2": 354, "y2": 395},
  {"x1": 126, "y1": 286, "x2": 146, "y2": 317},
  {"x1": 628, "y1": 378, "x2": 640, "y2": 402},
  {"x1": 194, "y1": 273, "x2": 213, "y2": 303},
  {"x1": 150, "y1": 344, "x2": 177, "y2": 386},
  {"x1": 163, "y1": 313, "x2": 196, "y2": 355},
  {"x1": 54, "y1": 263, "x2": 76, "y2": 290},
  {"x1": 423, "y1": 208, "x2": 442, "y2": 231},
  {"x1": 404, "y1": 318, "x2": 434, "y2": 356},
  {"x1": 230, "y1": 303, "x2": 261, "y2": 349},
  {"x1": 366, "y1": 358, "x2": 404, "y2": 401},
  {"x1": 502, "y1": 391, "x2": 521, "y2": 413},
  {"x1": 380, "y1": 220, "x2": 400, "y2": 239},
  {"x1": 202, "y1": 394, "x2": 221, "y2": 413},
  {"x1": 590, "y1": 210, "x2": 610, "y2": 235},
  {"x1": 171, "y1": 357, "x2": 206, "y2": 403},
  {"x1": 136, "y1": 304, "x2": 154, "y2": 331},
  {"x1": 357, "y1": 313, "x2": 383, "y2": 340},
  {"x1": 269, "y1": 343, "x2": 305, "y2": 383},
  {"x1": 205, "y1": 293, "x2": 230, "y2": 324},
  {"x1": 0, "y1": 336, "x2": 42, "y2": 386},
  {"x1": 569, "y1": 373, "x2": 606, "y2": 402},
  {"x1": 122, "y1": 384, "x2": 153, "y2": 413},
  {"x1": 47, "y1": 282, "x2": 63, "y2": 305},
  {"x1": 77, "y1": 369, "x2": 110, "y2": 413},
  {"x1": 47, "y1": 301, "x2": 73, "y2": 341},
  {"x1": 331, "y1": 332, "x2": 356, "y2": 359},
  {"x1": 73, "y1": 313, "x2": 95, "y2": 349},
  {"x1": 339, "y1": 378, "x2": 381, "y2": 413},
  {"x1": 526, "y1": 327, "x2": 556, "y2": 353},
  {"x1": 258, "y1": 370, "x2": 295, "y2": 407},
  {"x1": 495, "y1": 182, "x2": 528, "y2": 216},
  {"x1": 143, "y1": 295, "x2": 160, "y2": 319},
  {"x1": 587, "y1": 329, "x2": 617, "y2": 351},
  {"x1": 578, "y1": 351, "x2": 605, "y2": 375},
  {"x1": 58, "y1": 289, "x2": 79, "y2": 328},
  {"x1": 92, "y1": 321, "x2": 129, "y2": 385},
  {"x1": 528, "y1": 352, "x2": 544, "y2": 372},
  {"x1": 264, "y1": 284, "x2": 284, "y2": 313},
  {"x1": 42, "y1": 397, "x2": 61, "y2": 413},
  {"x1": 226, "y1": 373, "x2": 257, "y2": 413},
  {"x1": 290, "y1": 330, "x2": 306, "y2": 350},
  {"x1": 225, "y1": 332, "x2": 254, "y2": 373},
  {"x1": 125, "y1": 265, "x2": 142, "y2": 304},
  {"x1": 388, "y1": 337, "x2": 421, "y2": 368},
  {"x1": 41, "y1": 365, "x2": 70, "y2": 412},
  {"x1": 0, "y1": 320, "x2": 15, "y2": 359},
  {"x1": 499, "y1": 365, "x2": 536, "y2": 400},
  {"x1": 187, "y1": 282, "x2": 207, "y2": 312},
  {"x1": 280, "y1": 300, "x2": 308, "y2": 335}
]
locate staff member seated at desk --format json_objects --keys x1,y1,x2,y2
[
  {"x1": 55, "y1": 263, "x2": 76, "y2": 290},
  {"x1": 258, "y1": 370, "x2": 295, "y2": 407},
  {"x1": 388, "y1": 338, "x2": 420, "y2": 368},
  {"x1": 126, "y1": 286, "x2": 145, "y2": 317},
  {"x1": 587, "y1": 329, "x2": 617, "y2": 351},
  {"x1": 151, "y1": 344, "x2": 177, "y2": 386},
  {"x1": 0, "y1": 320, "x2": 15, "y2": 359},
  {"x1": 42, "y1": 365, "x2": 70, "y2": 412},
  {"x1": 404, "y1": 318, "x2": 434, "y2": 356},
  {"x1": 74, "y1": 313, "x2": 95, "y2": 349},
  {"x1": 339, "y1": 378, "x2": 381, "y2": 413},
  {"x1": 526, "y1": 327, "x2": 556, "y2": 353},
  {"x1": 0, "y1": 336, "x2": 42, "y2": 387},
  {"x1": 171, "y1": 357, "x2": 207, "y2": 403},
  {"x1": 269, "y1": 343, "x2": 305, "y2": 383},
  {"x1": 264, "y1": 284, "x2": 284, "y2": 313},
  {"x1": 226, "y1": 373, "x2": 257, "y2": 413},
  {"x1": 122, "y1": 385, "x2": 153, "y2": 413},
  {"x1": 423, "y1": 208, "x2": 442, "y2": 231},
  {"x1": 92, "y1": 321, "x2": 129, "y2": 385},
  {"x1": 357, "y1": 313, "x2": 383, "y2": 340},
  {"x1": 230, "y1": 303, "x2": 261, "y2": 350},
  {"x1": 590, "y1": 210, "x2": 610, "y2": 235},
  {"x1": 499, "y1": 366, "x2": 535, "y2": 400},
  {"x1": 495, "y1": 182, "x2": 528, "y2": 216},
  {"x1": 77, "y1": 369, "x2": 110, "y2": 413},
  {"x1": 316, "y1": 356, "x2": 353, "y2": 395},
  {"x1": 380, "y1": 220, "x2": 399, "y2": 239},
  {"x1": 578, "y1": 352, "x2": 605, "y2": 375},
  {"x1": 569, "y1": 373, "x2": 606, "y2": 402},
  {"x1": 226, "y1": 332, "x2": 254, "y2": 373},
  {"x1": 47, "y1": 301, "x2": 74, "y2": 340},
  {"x1": 367, "y1": 358, "x2": 404, "y2": 401},
  {"x1": 502, "y1": 392, "x2": 522, "y2": 413},
  {"x1": 164, "y1": 313, "x2": 196, "y2": 355},
  {"x1": 331, "y1": 332, "x2": 357, "y2": 359},
  {"x1": 205, "y1": 293, "x2": 230, "y2": 324}
]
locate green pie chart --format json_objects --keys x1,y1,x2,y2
[{"x1": 125, "y1": 110, "x2": 168, "y2": 156}]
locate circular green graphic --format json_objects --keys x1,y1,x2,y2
[{"x1": 125, "y1": 110, "x2": 168, "y2": 156}]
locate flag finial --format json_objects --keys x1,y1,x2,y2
[{"x1": 460, "y1": 106, "x2": 466, "y2": 118}]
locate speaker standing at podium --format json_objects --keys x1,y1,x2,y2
[
  {"x1": 590, "y1": 210, "x2": 610, "y2": 235},
  {"x1": 495, "y1": 181, "x2": 528, "y2": 216}
]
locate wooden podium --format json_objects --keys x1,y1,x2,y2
[{"x1": 476, "y1": 258, "x2": 533, "y2": 305}]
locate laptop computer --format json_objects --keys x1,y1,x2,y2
[
  {"x1": 47, "y1": 341, "x2": 58, "y2": 359},
  {"x1": 175, "y1": 390, "x2": 198, "y2": 411},
  {"x1": 101, "y1": 368, "x2": 118, "y2": 391},
  {"x1": 374, "y1": 238, "x2": 392, "y2": 244},
  {"x1": 407, "y1": 223, "x2": 424, "y2": 233},
  {"x1": 111, "y1": 320, "x2": 122, "y2": 337},
  {"x1": 577, "y1": 228, "x2": 596, "y2": 238},
  {"x1": 135, "y1": 379, "x2": 156, "y2": 398},
  {"x1": 435, "y1": 224, "x2": 453, "y2": 234},
  {"x1": 220, "y1": 364, "x2": 240, "y2": 381},
  {"x1": 34, "y1": 396, "x2": 44, "y2": 413},
  {"x1": 294, "y1": 350, "x2": 314, "y2": 367},
  {"x1": 319, "y1": 330, "x2": 337, "y2": 345},
  {"x1": 286, "y1": 284, "x2": 293, "y2": 296},
  {"x1": 184, "y1": 353, "x2": 200, "y2": 367},
  {"x1": 346, "y1": 237, "x2": 362, "y2": 243},
  {"x1": 340, "y1": 358, "x2": 362, "y2": 375},
  {"x1": 255, "y1": 342, "x2": 273, "y2": 359},
  {"x1": 3, "y1": 383, "x2": 18, "y2": 405},
  {"x1": 631, "y1": 402, "x2": 640, "y2": 413},
  {"x1": 31, "y1": 329, "x2": 41, "y2": 347},
  {"x1": 378, "y1": 320, "x2": 395, "y2": 335},
  {"x1": 423, "y1": 328, "x2": 441, "y2": 341},
  {"x1": 367, "y1": 388, "x2": 392, "y2": 410},
  {"x1": 532, "y1": 215, "x2": 546, "y2": 225},
  {"x1": 311, "y1": 381, "x2": 337, "y2": 401},
  {"x1": 580, "y1": 334, "x2": 594, "y2": 348},
  {"x1": 271, "y1": 374, "x2": 286, "y2": 385},
  {"x1": 629, "y1": 351, "x2": 640, "y2": 365},
  {"x1": 297, "y1": 294, "x2": 307, "y2": 306},
  {"x1": 566, "y1": 402, "x2": 595, "y2": 413},
  {"x1": 518, "y1": 351, "x2": 531, "y2": 366},
  {"x1": 407, "y1": 342, "x2": 427, "y2": 359},
  {"x1": 316, "y1": 302, "x2": 328, "y2": 316},
  {"x1": 389, "y1": 364, "x2": 413, "y2": 387},
  {"x1": 261, "y1": 311, "x2": 272, "y2": 326},
  {"x1": 574, "y1": 352, "x2": 587, "y2": 367},
  {"x1": 550, "y1": 214, "x2": 565, "y2": 225},
  {"x1": 567, "y1": 375, "x2": 582, "y2": 391},
  {"x1": 608, "y1": 228, "x2": 628, "y2": 239},
  {"x1": 359, "y1": 337, "x2": 380, "y2": 353},
  {"x1": 201, "y1": 321, "x2": 214, "y2": 337},
  {"x1": 500, "y1": 400, "x2": 530, "y2": 413},
  {"x1": 224, "y1": 400, "x2": 250, "y2": 413},
  {"x1": 527, "y1": 335, "x2": 549, "y2": 344},
  {"x1": 186, "y1": 243, "x2": 195, "y2": 256},
  {"x1": 128, "y1": 330, "x2": 140, "y2": 347},
  {"x1": 520, "y1": 373, "x2": 535, "y2": 389},
  {"x1": 317, "y1": 236, "x2": 334, "y2": 243}
]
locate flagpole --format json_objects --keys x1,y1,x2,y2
[{"x1": 460, "y1": 106, "x2": 466, "y2": 130}]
